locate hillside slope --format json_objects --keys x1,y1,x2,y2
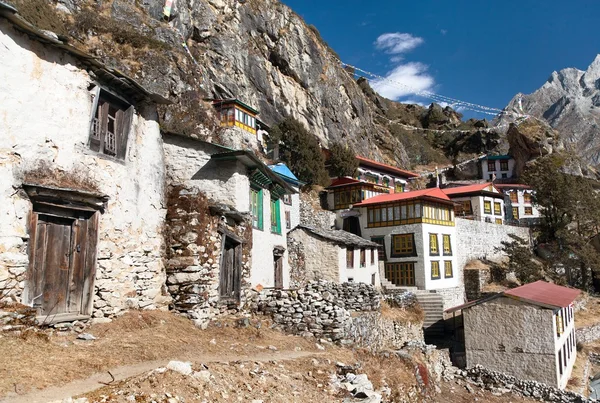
[{"x1": 11, "y1": 0, "x2": 499, "y2": 169}]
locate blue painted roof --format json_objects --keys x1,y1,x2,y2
[{"x1": 268, "y1": 163, "x2": 304, "y2": 186}]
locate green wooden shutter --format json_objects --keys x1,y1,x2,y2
[
  {"x1": 257, "y1": 189, "x2": 263, "y2": 230},
  {"x1": 276, "y1": 200, "x2": 281, "y2": 234}
]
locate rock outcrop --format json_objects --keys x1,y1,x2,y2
[{"x1": 500, "y1": 54, "x2": 600, "y2": 167}]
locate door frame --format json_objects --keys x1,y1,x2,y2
[{"x1": 24, "y1": 184, "x2": 107, "y2": 323}]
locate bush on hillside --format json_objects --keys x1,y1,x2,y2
[
  {"x1": 328, "y1": 141, "x2": 358, "y2": 178},
  {"x1": 270, "y1": 118, "x2": 329, "y2": 186}
]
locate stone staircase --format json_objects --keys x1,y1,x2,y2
[{"x1": 379, "y1": 267, "x2": 445, "y2": 338}]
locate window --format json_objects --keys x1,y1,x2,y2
[
  {"x1": 367, "y1": 201, "x2": 453, "y2": 227},
  {"x1": 334, "y1": 187, "x2": 363, "y2": 209},
  {"x1": 371, "y1": 237, "x2": 386, "y2": 261},
  {"x1": 488, "y1": 174, "x2": 493, "y2": 180},
  {"x1": 487, "y1": 161, "x2": 496, "y2": 172},
  {"x1": 89, "y1": 90, "x2": 133, "y2": 159},
  {"x1": 494, "y1": 202, "x2": 501, "y2": 215},
  {"x1": 524, "y1": 207, "x2": 533, "y2": 215},
  {"x1": 444, "y1": 261, "x2": 453, "y2": 278},
  {"x1": 389, "y1": 234, "x2": 415, "y2": 257},
  {"x1": 500, "y1": 160, "x2": 509, "y2": 171},
  {"x1": 395, "y1": 182, "x2": 405, "y2": 193},
  {"x1": 501, "y1": 173, "x2": 507, "y2": 179},
  {"x1": 556, "y1": 313, "x2": 564, "y2": 337},
  {"x1": 383, "y1": 177, "x2": 390, "y2": 187},
  {"x1": 442, "y1": 234, "x2": 452, "y2": 255},
  {"x1": 250, "y1": 188, "x2": 263, "y2": 230},
  {"x1": 483, "y1": 201, "x2": 492, "y2": 214},
  {"x1": 512, "y1": 207, "x2": 519, "y2": 219},
  {"x1": 285, "y1": 211, "x2": 291, "y2": 230},
  {"x1": 429, "y1": 233, "x2": 439, "y2": 255},
  {"x1": 370, "y1": 248, "x2": 375, "y2": 264},
  {"x1": 365, "y1": 173, "x2": 378, "y2": 184},
  {"x1": 270, "y1": 199, "x2": 281, "y2": 234},
  {"x1": 431, "y1": 261, "x2": 440, "y2": 279},
  {"x1": 283, "y1": 194, "x2": 292, "y2": 205},
  {"x1": 385, "y1": 262, "x2": 415, "y2": 286},
  {"x1": 360, "y1": 249, "x2": 366, "y2": 267},
  {"x1": 454, "y1": 200, "x2": 472, "y2": 216},
  {"x1": 509, "y1": 192, "x2": 518, "y2": 203},
  {"x1": 347, "y1": 248, "x2": 354, "y2": 268},
  {"x1": 524, "y1": 193, "x2": 532, "y2": 204},
  {"x1": 495, "y1": 218, "x2": 503, "y2": 225}
]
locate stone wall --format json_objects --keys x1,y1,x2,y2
[
  {"x1": 464, "y1": 267, "x2": 491, "y2": 301},
  {"x1": 455, "y1": 366, "x2": 589, "y2": 402},
  {"x1": 299, "y1": 193, "x2": 336, "y2": 230},
  {"x1": 576, "y1": 323, "x2": 600, "y2": 344},
  {"x1": 250, "y1": 281, "x2": 425, "y2": 348},
  {"x1": 164, "y1": 186, "x2": 253, "y2": 327},
  {"x1": 456, "y1": 218, "x2": 531, "y2": 276},
  {"x1": 287, "y1": 228, "x2": 341, "y2": 287},
  {"x1": 0, "y1": 21, "x2": 169, "y2": 319}
]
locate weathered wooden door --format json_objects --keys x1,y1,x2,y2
[
  {"x1": 219, "y1": 237, "x2": 241, "y2": 302},
  {"x1": 274, "y1": 255, "x2": 283, "y2": 289},
  {"x1": 28, "y1": 208, "x2": 99, "y2": 321}
]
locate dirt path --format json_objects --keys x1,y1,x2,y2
[{"x1": 2, "y1": 350, "x2": 321, "y2": 403}]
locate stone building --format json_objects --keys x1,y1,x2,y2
[
  {"x1": 352, "y1": 188, "x2": 460, "y2": 306},
  {"x1": 287, "y1": 225, "x2": 379, "y2": 288},
  {"x1": 495, "y1": 184, "x2": 540, "y2": 224},
  {"x1": 0, "y1": 5, "x2": 172, "y2": 323},
  {"x1": 448, "y1": 281, "x2": 580, "y2": 389},
  {"x1": 163, "y1": 135, "x2": 296, "y2": 323},
  {"x1": 481, "y1": 155, "x2": 516, "y2": 181},
  {"x1": 443, "y1": 183, "x2": 506, "y2": 225},
  {"x1": 268, "y1": 163, "x2": 304, "y2": 231}
]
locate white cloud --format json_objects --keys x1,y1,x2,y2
[
  {"x1": 400, "y1": 99, "x2": 426, "y2": 107},
  {"x1": 371, "y1": 62, "x2": 435, "y2": 100},
  {"x1": 374, "y1": 32, "x2": 424, "y2": 55},
  {"x1": 371, "y1": 32, "x2": 435, "y2": 101},
  {"x1": 440, "y1": 29, "x2": 448, "y2": 36}
]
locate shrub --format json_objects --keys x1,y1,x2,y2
[
  {"x1": 328, "y1": 141, "x2": 358, "y2": 178},
  {"x1": 270, "y1": 118, "x2": 329, "y2": 186}
]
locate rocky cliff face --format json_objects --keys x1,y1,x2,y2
[
  {"x1": 500, "y1": 54, "x2": 600, "y2": 166},
  {"x1": 13, "y1": 0, "x2": 498, "y2": 170}
]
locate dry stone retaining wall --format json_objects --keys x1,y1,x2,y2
[
  {"x1": 577, "y1": 323, "x2": 600, "y2": 344},
  {"x1": 250, "y1": 281, "x2": 424, "y2": 348}
]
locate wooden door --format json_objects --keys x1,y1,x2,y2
[
  {"x1": 219, "y1": 237, "x2": 241, "y2": 302},
  {"x1": 274, "y1": 255, "x2": 283, "y2": 289},
  {"x1": 28, "y1": 209, "x2": 99, "y2": 321}
]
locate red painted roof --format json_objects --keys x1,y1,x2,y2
[
  {"x1": 442, "y1": 182, "x2": 498, "y2": 196},
  {"x1": 327, "y1": 177, "x2": 363, "y2": 188},
  {"x1": 354, "y1": 187, "x2": 451, "y2": 207},
  {"x1": 504, "y1": 280, "x2": 580, "y2": 308},
  {"x1": 356, "y1": 156, "x2": 419, "y2": 178}
]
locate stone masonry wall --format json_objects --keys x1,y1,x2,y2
[
  {"x1": 250, "y1": 281, "x2": 425, "y2": 348},
  {"x1": 576, "y1": 323, "x2": 600, "y2": 344},
  {"x1": 299, "y1": 193, "x2": 336, "y2": 230},
  {"x1": 464, "y1": 267, "x2": 491, "y2": 301},
  {"x1": 456, "y1": 218, "x2": 531, "y2": 277},
  {"x1": 287, "y1": 228, "x2": 341, "y2": 288},
  {"x1": 165, "y1": 186, "x2": 253, "y2": 327}
]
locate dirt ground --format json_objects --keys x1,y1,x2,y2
[{"x1": 0, "y1": 310, "x2": 542, "y2": 403}]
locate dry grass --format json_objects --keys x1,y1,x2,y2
[
  {"x1": 380, "y1": 300, "x2": 425, "y2": 324},
  {"x1": 565, "y1": 351, "x2": 589, "y2": 396},
  {"x1": 464, "y1": 259, "x2": 490, "y2": 271},
  {"x1": 575, "y1": 295, "x2": 600, "y2": 329},
  {"x1": 0, "y1": 311, "x2": 318, "y2": 398}
]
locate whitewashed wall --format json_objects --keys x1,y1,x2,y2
[{"x1": 0, "y1": 21, "x2": 169, "y2": 317}]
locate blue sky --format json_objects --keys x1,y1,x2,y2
[{"x1": 282, "y1": 0, "x2": 600, "y2": 119}]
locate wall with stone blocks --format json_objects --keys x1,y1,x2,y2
[
  {"x1": 576, "y1": 322, "x2": 600, "y2": 344},
  {"x1": 250, "y1": 281, "x2": 425, "y2": 348},
  {"x1": 464, "y1": 267, "x2": 491, "y2": 301},
  {"x1": 456, "y1": 218, "x2": 531, "y2": 282},
  {"x1": 299, "y1": 193, "x2": 336, "y2": 230}
]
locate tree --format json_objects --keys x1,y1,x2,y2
[
  {"x1": 270, "y1": 118, "x2": 329, "y2": 186},
  {"x1": 328, "y1": 141, "x2": 358, "y2": 178},
  {"x1": 496, "y1": 234, "x2": 544, "y2": 284},
  {"x1": 521, "y1": 153, "x2": 600, "y2": 290}
]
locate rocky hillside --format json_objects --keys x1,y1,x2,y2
[
  {"x1": 14, "y1": 0, "x2": 499, "y2": 169},
  {"x1": 499, "y1": 54, "x2": 600, "y2": 167}
]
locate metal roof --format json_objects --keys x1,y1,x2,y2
[
  {"x1": 442, "y1": 183, "x2": 505, "y2": 199},
  {"x1": 289, "y1": 225, "x2": 379, "y2": 248},
  {"x1": 356, "y1": 156, "x2": 419, "y2": 178},
  {"x1": 353, "y1": 187, "x2": 453, "y2": 207}
]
